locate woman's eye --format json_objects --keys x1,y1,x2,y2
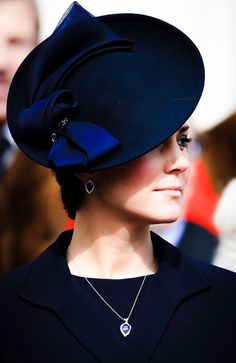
[{"x1": 177, "y1": 136, "x2": 192, "y2": 149}]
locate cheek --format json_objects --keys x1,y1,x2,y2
[
  {"x1": 123, "y1": 155, "x2": 161, "y2": 190},
  {"x1": 12, "y1": 50, "x2": 31, "y2": 68},
  {"x1": 10, "y1": 43, "x2": 35, "y2": 68},
  {"x1": 95, "y1": 152, "x2": 162, "y2": 205},
  {"x1": 185, "y1": 168, "x2": 190, "y2": 182},
  {"x1": 184, "y1": 161, "x2": 191, "y2": 183}
]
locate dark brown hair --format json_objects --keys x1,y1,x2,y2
[{"x1": 54, "y1": 168, "x2": 86, "y2": 220}]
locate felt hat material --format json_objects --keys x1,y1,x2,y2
[{"x1": 7, "y1": 1, "x2": 205, "y2": 171}]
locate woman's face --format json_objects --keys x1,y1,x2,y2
[{"x1": 88, "y1": 124, "x2": 191, "y2": 225}]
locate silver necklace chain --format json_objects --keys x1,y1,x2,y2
[{"x1": 68, "y1": 249, "x2": 153, "y2": 337}]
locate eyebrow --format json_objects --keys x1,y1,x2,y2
[{"x1": 179, "y1": 125, "x2": 190, "y2": 133}]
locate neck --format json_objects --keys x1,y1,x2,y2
[{"x1": 68, "y1": 210, "x2": 157, "y2": 279}]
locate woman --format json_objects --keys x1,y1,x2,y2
[{"x1": 0, "y1": 2, "x2": 236, "y2": 362}]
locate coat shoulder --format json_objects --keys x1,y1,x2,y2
[
  {"x1": 0, "y1": 263, "x2": 32, "y2": 301},
  {"x1": 188, "y1": 254, "x2": 236, "y2": 291}
]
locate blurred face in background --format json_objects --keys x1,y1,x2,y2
[{"x1": 0, "y1": 0, "x2": 38, "y2": 124}]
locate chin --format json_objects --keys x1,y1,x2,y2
[
  {"x1": 149, "y1": 207, "x2": 181, "y2": 224},
  {"x1": 127, "y1": 203, "x2": 182, "y2": 225},
  {"x1": 0, "y1": 107, "x2": 6, "y2": 122},
  {"x1": 151, "y1": 217, "x2": 179, "y2": 225}
]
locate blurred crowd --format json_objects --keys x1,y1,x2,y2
[
  {"x1": 0, "y1": 0, "x2": 67, "y2": 275},
  {"x1": 1, "y1": 0, "x2": 236, "y2": 275}
]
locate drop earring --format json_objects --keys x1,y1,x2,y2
[{"x1": 85, "y1": 179, "x2": 95, "y2": 194}]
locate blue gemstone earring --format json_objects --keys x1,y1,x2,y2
[{"x1": 85, "y1": 179, "x2": 95, "y2": 194}]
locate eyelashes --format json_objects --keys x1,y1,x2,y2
[
  {"x1": 158, "y1": 135, "x2": 192, "y2": 153},
  {"x1": 177, "y1": 136, "x2": 192, "y2": 149}
]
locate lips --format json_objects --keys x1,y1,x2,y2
[{"x1": 155, "y1": 186, "x2": 182, "y2": 192}]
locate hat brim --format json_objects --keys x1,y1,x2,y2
[{"x1": 7, "y1": 12, "x2": 204, "y2": 171}]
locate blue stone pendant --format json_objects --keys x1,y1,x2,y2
[
  {"x1": 85, "y1": 179, "x2": 95, "y2": 194},
  {"x1": 120, "y1": 320, "x2": 132, "y2": 337}
]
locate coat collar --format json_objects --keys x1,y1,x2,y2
[{"x1": 18, "y1": 230, "x2": 210, "y2": 363}]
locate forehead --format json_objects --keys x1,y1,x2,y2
[{"x1": 0, "y1": 0, "x2": 37, "y2": 35}]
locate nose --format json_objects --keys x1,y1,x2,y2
[
  {"x1": 0, "y1": 42, "x2": 9, "y2": 71},
  {"x1": 164, "y1": 144, "x2": 190, "y2": 175}
]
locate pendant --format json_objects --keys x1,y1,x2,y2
[{"x1": 120, "y1": 319, "x2": 132, "y2": 337}]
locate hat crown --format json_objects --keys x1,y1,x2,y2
[{"x1": 7, "y1": 2, "x2": 204, "y2": 170}]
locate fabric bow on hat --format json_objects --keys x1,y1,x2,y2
[
  {"x1": 49, "y1": 121, "x2": 120, "y2": 169},
  {"x1": 7, "y1": 2, "x2": 131, "y2": 168},
  {"x1": 15, "y1": 90, "x2": 120, "y2": 169},
  {"x1": 7, "y1": 2, "x2": 205, "y2": 171}
]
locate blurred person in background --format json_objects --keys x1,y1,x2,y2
[
  {"x1": 0, "y1": 0, "x2": 66, "y2": 275},
  {"x1": 0, "y1": 0, "x2": 38, "y2": 122},
  {"x1": 0, "y1": 0, "x2": 38, "y2": 176},
  {"x1": 199, "y1": 112, "x2": 236, "y2": 272}
]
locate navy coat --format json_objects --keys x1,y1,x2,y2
[{"x1": 0, "y1": 230, "x2": 236, "y2": 363}]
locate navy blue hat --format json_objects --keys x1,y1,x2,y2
[{"x1": 7, "y1": 1, "x2": 204, "y2": 171}]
